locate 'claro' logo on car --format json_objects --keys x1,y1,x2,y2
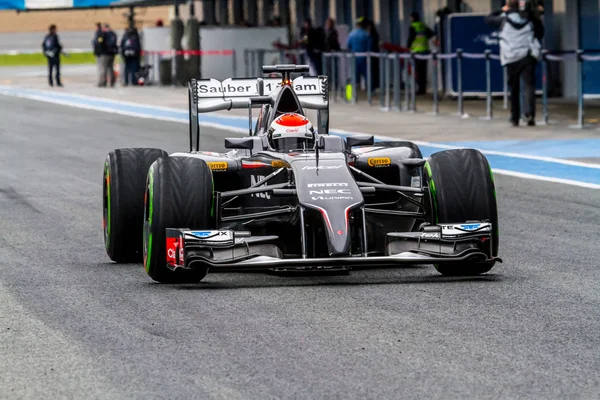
[
  {"x1": 367, "y1": 157, "x2": 391, "y2": 167},
  {"x1": 207, "y1": 161, "x2": 228, "y2": 171}
]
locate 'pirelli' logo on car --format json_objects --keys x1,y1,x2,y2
[{"x1": 207, "y1": 162, "x2": 228, "y2": 171}]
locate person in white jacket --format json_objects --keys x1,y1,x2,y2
[{"x1": 487, "y1": 0, "x2": 544, "y2": 126}]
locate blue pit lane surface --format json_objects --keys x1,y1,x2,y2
[{"x1": 1, "y1": 84, "x2": 599, "y2": 188}]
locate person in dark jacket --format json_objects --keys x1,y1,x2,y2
[
  {"x1": 121, "y1": 27, "x2": 142, "y2": 86},
  {"x1": 365, "y1": 19, "x2": 380, "y2": 90},
  {"x1": 324, "y1": 18, "x2": 341, "y2": 89},
  {"x1": 100, "y1": 24, "x2": 119, "y2": 87},
  {"x1": 407, "y1": 12, "x2": 434, "y2": 95},
  {"x1": 42, "y1": 24, "x2": 62, "y2": 87},
  {"x1": 324, "y1": 18, "x2": 341, "y2": 52},
  {"x1": 92, "y1": 22, "x2": 106, "y2": 86},
  {"x1": 487, "y1": 0, "x2": 544, "y2": 126},
  {"x1": 300, "y1": 19, "x2": 325, "y2": 75}
]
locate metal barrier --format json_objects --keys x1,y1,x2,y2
[{"x1": 244, "y1": 47, "x2": 600, "y2": 127}]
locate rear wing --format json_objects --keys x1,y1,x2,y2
[{"x1": 188, "y1": 67, "x2": 329, "y2": 152}]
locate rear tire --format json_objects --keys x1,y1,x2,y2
[
  {"x1": 424, "y1": 149, "x2": 499, "y2": 276},
  {"x1": 104, "y1": 148, "x2": 168, "y2": 262},
  {"x1": 143, "y1": 156, "x2": 214, "y2": 283}
]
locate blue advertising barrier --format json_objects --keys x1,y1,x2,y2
[
  {"x1": 445, "y1": 13, "x2": 542, "y2": 96},
  {"x1": 0, "y1": 0, "x2": 113, "y2": 10}
]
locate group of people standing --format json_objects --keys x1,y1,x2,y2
[
  {"x1": 298, "y1": 18, "x2": 342, "y2": 76},
  {"x1": 92, "y1": 23, "x2": 142, "y2": 87}
]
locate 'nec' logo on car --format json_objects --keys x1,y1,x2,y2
[{"x1": 460, "y1": 224, "x2": 481, "y2": 230}]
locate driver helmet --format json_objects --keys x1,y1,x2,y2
[{"x1": 268, "y1": 113, "x2": 315, "y2": 151}]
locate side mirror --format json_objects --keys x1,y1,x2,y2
[
  {"x1": 317, "y1": 109, "x2": 329, "y2": 135},
  {"x1": 346, "y1": 135, "x2": 374, "y2": 150},
  {"x1": 225, "y1": 137, "x2": 254, "y2": 150}
]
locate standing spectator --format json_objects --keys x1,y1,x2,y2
[
  {"x1": 324, "y1": 18, "x2": 341, "y2": 89},
  {"x1": 121, "y1": 27, "x2": 142, "y2": 86},
  {"x1": 42, "y1": 24, "x2": 62, "y2": 87},
  {"x1": 347, "y1": 17, "x2": 371, "y2": 88},
  {"x1": 486, "y1": 0, "x2": 544, "y2": 126},
  {"x1": 101, "y1": 24, "x2": 119, "y2": 87},
  {"x1": 324, "y1": 18, "x2": 340, "y2": 52},
  {"x1": 92, "y1": 22, "x2": 107, "y2": 87},
  {"x1": 365, "y1": 19, "x2": 380, "y2": 90},
  {"x1": 300, "y1": 19, "x2": 324, "y2": 75},
  {"x1": 407, "y1": 11, "x2": 434, "y2": 95}
]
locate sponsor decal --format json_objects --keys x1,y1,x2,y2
[
  {"x1": 421, "y1": 232, "x2": 440, "y2": 239},
  {"x1": 459, "y1": 224, "x2": 482, "y2": 231},
  {"x1": 307, "y1": 183, "x2": 348, "y2": 187},
  {"x1": 311, "y1": 196, "x2": 354, "y2": 201},
  {"x1": 411, "y1": 176, "x2": 421, "y2": 188},
  {"x1": 207, "y1": 161, "x2": 228, "y2": 171},
  {"x1": 367, "y1": 157, "x2": 391, "y2": 167},
  {"x1": 439, "y1": 223, "x2": 491, "y2": 238},
  {"x1": 190, "y1": 231, "x2": 213, "y2": 238},
  {"x1": 198, "y1": 83, "x2": 254, "y2": 94},
  {"x1": 264, "y1": 81, "x2": 318, "y2": 94},
  {"x1": 166, "y1": 237, "x2": 184, "y2": 267},
  {"x1": 271, "y1": 160, "x2": 289, "y2": 168},
  {"x1": 188, "y1": 230, "x2": 233, "y2": 242},
  {"x1": 302, "y1": 165, "x2": 344, "y2": 170},
  {"x1": 309, "y1": 189, "x2": 352, "y2": 195},
  {"x1": 285, "y1": 128, "x2": 300, "y2": 133},
  {"x1": 250, "y1": 175, "x2": 271, "y2": 199}
]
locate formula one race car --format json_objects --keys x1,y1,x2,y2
[{"x1": 103, "y1": 64, "x2": 501, "y2": 283}]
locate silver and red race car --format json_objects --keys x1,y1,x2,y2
[{"x1": 103, "y1": 64, "x2": 501, "y2": 283}]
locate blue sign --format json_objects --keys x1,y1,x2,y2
[
  {"x1": 580, "y1": 2, "x2": 600, "y2": 96},
  {"x1": 445, "y1": 13, "x2": 542, "y2": 96},
  {"x1": 0, "y1": 0, "x2": 113, "y2": 10}
]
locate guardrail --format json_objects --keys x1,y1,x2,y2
[{"x1": 244, "y1": 48, "x2": 600, "y2": 129}]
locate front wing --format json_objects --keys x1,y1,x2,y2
[{"x1": 165, "y1": 223, "x2": 499, "y2": 273}]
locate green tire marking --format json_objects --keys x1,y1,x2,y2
[
  {"x1": 424, "y1": 161, "x2": 438, "y2": 223},
  {"x1": 144, "y1": 166, "x2": 155, "y2": 273},
  {"x1": 104, "y1": 161, "x2": 111, "y2": 250}
]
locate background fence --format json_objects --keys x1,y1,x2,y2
[{"x1": 244, "y1": 48, "x2": 600, "y2": 129}]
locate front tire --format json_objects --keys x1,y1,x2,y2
[
  {"x1": 104, "y1": 148, "x2": 168, "y2": 262},
  {"x1": 143, "y1": 156, "x2": 215, "y2": 283},
  {"x1": 424, "y1": 149, "x2": 499, "y2": 276}
]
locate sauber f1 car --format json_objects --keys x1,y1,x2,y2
[{"x1": 103, "y1": 64, "x2": 501, "y2": 283}]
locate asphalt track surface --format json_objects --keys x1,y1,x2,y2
[{"x1": 1, "y1": 95, "x2": 599, "y2": 399}]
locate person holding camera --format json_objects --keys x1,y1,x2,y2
[{"x1": 487, "y1": 0, "x2": 544, "y2": 126}]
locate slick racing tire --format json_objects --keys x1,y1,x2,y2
[
  {"x1": 424, "y1": 149, "x2": 498, "y2": 276},
  {"x1": 377, "y1": 141, "x2": 423, "y2": 158},
  {"x1": 104, "y1": 148, "x2": 168, "y2": 263},
  {"x1": 144, "y1": 156, "x2": 214, "y2": 283}
]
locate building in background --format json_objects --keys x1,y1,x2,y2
[{"x1": 0, "y1": 0, "x2": 597, "y2": 99}]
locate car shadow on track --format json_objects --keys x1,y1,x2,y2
[{"x1": 167, "y1": 267, "x2": 503, "y2": 290}]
